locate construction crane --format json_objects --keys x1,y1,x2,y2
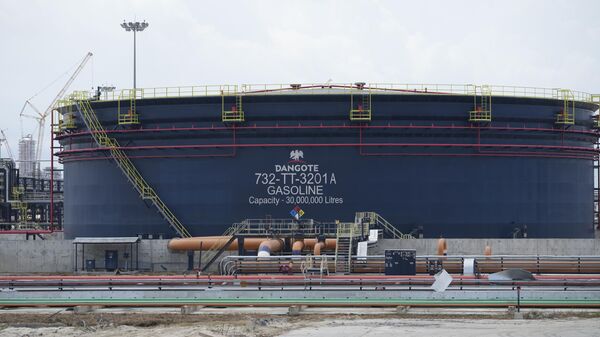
[
  {"x1": 0, "y1": 129, "x2": 14, "y2": 160},
  {"x1": 19, "y1": 52, "x2": 93, "y2": 176}
]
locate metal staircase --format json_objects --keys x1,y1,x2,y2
[
  {"x1": 335, "y1": 222, "x2": 356, "y2": 273},
  {"x1": 200, "y1": 222, "x2": 248, "y2": 272},
  {"x1": 71, "y1": 94, "x2": 191, "y2": 238},
  {"x1": 355, "y1": 212, "x2": 414, "y2": 239}
]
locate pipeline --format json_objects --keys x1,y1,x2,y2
[
  {"x1": 221, "y1": 255, "x2": 600, "y2": 275},
  {"x1": 169, "y1": 236, "x2": 336, "y2": 254},
  {"x1": 437, "y1": 238, "x2": 447, "y2": 256},
  {"x1": 313, "y1": 241, "x2": 325, "y2": 255},
  {"x1": 168, "y1": 236, "x2": 266, "y2": 251},
  {"x1": 258, "y1": 239, "x2": 284, "y2": 257},
  {"x1": 292, "y1": 239, "x2": 304, "y2": 255}
]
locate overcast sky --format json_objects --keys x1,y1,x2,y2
[{"x1": 1, "y1": 0, "x2": 599, "y2": 165}]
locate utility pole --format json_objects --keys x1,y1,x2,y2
[{"x1": 120, "y1": 20, "x2": 149, "y2": 90}]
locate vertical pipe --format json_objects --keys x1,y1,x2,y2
[
  {"x1": 597, "y1": 139, "x2": 600, "y2": 229},
  {"x1": 50, "y1": 107, "x2": 54, "y2": 231},
  {"x1": 130, "y1": 243, "x2": 133, "y2": 271},
  {"x1": 198, "y1": 242, "x2": 202, "y2": 270},
  {"x1": 136, "y1": 243, "x2": 139, "y2": 270}
]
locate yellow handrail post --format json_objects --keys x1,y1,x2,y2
[
  {"x1": 468, "y1": 85, "x2": 492, "y2": 123},
  {"x1": 555, "y1": 89, "x2": 575, "y2": 125}
]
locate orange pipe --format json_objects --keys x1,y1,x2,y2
[
  {"x1": 484, "y1": 245, "x2": 492, "y2": 256},
  {"x1": 313, "y1": 241, "x2": 325, "y2": 255},
  {"x1": 168, "y1": 236, "x2": 267, "y2": 251},
  {"x1": 304, "y1": 238, "x2": 336, "y2": 249},
  {"x1": 258, "y1": 239, "x2": 284, "y2": 257},
  {"x1": 168, "y1": 236, "x2": 337, "y2": 252},
  {"x1": 292, "y1": 239, "x2": 305, "y2": 255},
  {"x1": 437, "y1": 238, "x2": 447, "y2": 256}
]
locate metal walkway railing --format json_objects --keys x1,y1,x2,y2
[
  {"x1": 60, "y1": 83, "x2": 598, "y2": 104},
  {"x1": 355, "y1": 212, "x2": 414, "y2": 239}
]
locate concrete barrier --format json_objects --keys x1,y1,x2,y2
[{"x1": 0, "y1": 238, "x2": 598, "y2": 274}]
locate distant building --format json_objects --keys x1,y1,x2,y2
[
  {"x1": 42, "y1": 167, "x2": 62, "y2": 180},
  {"x1": 18, "y1": 135, "x2": 36, "y2": 177}
]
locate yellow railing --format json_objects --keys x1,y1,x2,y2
[
  {"x1": 468, "y1": 85, "x2": 492, "y2": 122},
  {"x1": 350, "y1": 89, "x2": 372, "y2": 121},
  {"x1": 60, "y1": 84, "x2": 597, "y2": 104},
  {"x1": 54, "y1": 99, "x2": 77, "y2": 132},
  {"x1": 117, "y1": 89, "x2": 141, "y2": 125},
  {"x1": 11, "y1": 187, "x2": 28, "y2": 225},
  {"x1": 336, "y1": 222, "x2": 366, "y2": 237},
  {"x1": 221, "y1": 94, "x2": 244, "y2": 122},
  {"x1": 469, "y1": 110, "x2": 492, "y2": 122},
  {"x1": 555, "y1": 89, "x2": 575, "y2": 125},
  {"x1": 356, "y1": 212, "x2": 414, "y2": 239}
]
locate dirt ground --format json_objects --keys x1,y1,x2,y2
[{"x1": 0, "y1": 312, "x2": 599, "y2": 337}]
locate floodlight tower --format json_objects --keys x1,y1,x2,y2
[{"x1": 120, "y1": 20, "x2": 149, "y2": 90}]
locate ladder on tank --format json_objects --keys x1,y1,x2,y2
[
  {"x1": 555, "y1": 89, "x2": 575, "y2": 125},
  {"x1": 71, "y1": 93, "x2": 191, "y2": 238},
  {"x1": 222, "y1": 93, "x2": 244, "y2": 122},
  {"x1": 468, "y1": 85, "x2": 492, "y2": 123},
  {"x1": 350, "y1": 83, "x2": 372, "y2": 121},
  {"x1": 118, "y1": 89, "x2": 141, "y2": 125}
]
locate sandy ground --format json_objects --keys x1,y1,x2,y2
[
  {"x1": 282, "y1": 318, "x2": 600, "y2": 337},
  {"x1": 0, "y1": 312, "x2": 599, "y2": 337}
]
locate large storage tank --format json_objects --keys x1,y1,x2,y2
[{"x1": 56, "y1": 84, "x2": 599, "y2": 238}]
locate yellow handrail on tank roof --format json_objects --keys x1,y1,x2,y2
[{"x1": 60, "y1": 83, "x2": 596, "y2": 104}]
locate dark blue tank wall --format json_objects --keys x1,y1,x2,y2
[{"x1": 59, "y1": 94, "x2": 598, "y2": 238}]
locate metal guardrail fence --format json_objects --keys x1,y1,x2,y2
[
  {"x1": 235, "y1": 218, "x2": 338, "y2": 236},
  {"x1": 59, "y1": 83, "x2": 597, "y2": 105},
  {"x1": 220, "y1": 255, "x2": 600, "y2": 275}
]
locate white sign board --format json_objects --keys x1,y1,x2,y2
[{"x1": 431, "y1": 269, "x2": 453, "y2": 292}]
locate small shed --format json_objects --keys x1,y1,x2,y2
[{"x1": 73, "y1": 237, "x2": 140, "y2": 272}]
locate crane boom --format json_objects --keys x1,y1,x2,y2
[
  {"x1": 34, "y1": 52, "x2": 93, "y2": 174},
  {"x1": 0, "y1": 130, "x2": 14, "y2": 161}
]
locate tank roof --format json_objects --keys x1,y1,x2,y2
[{"x1": 63, "y1": 83, "x2": 598, "y2": 106}]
